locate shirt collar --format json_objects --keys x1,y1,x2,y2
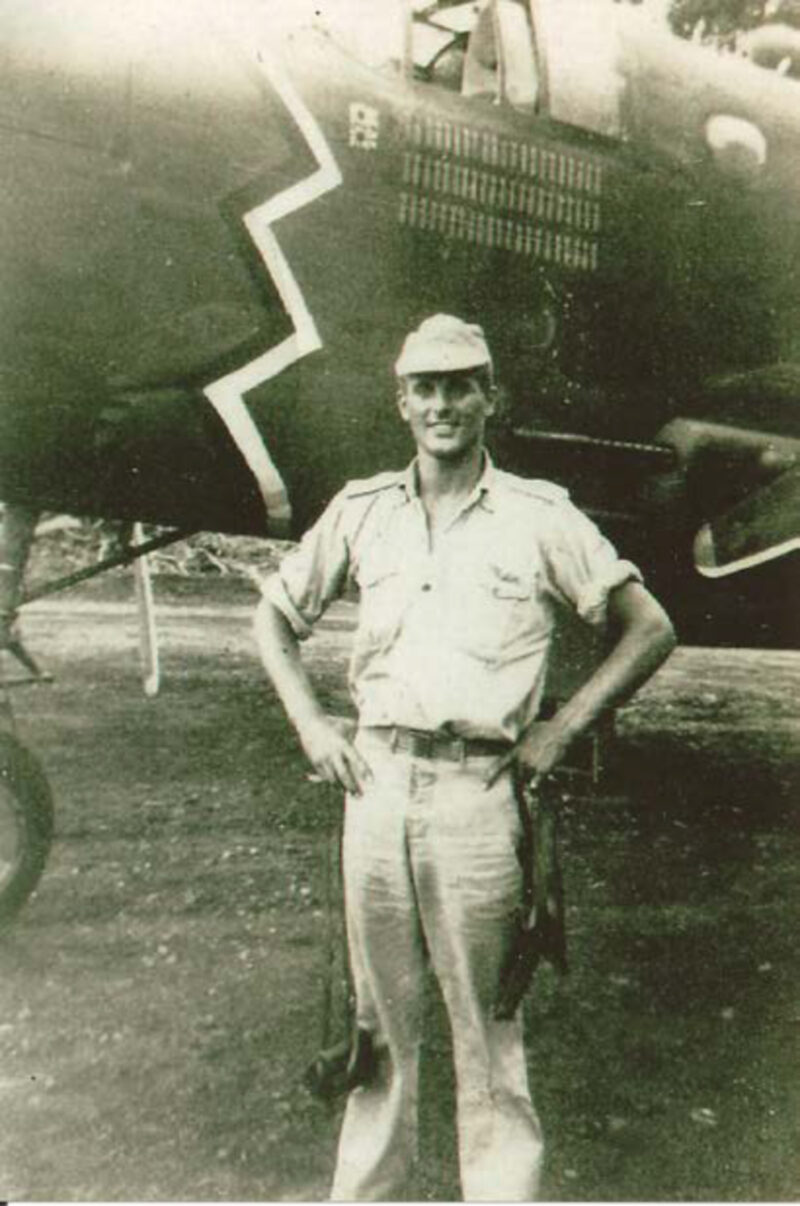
[{"x1": 400, "y1": 452, "x2": 497, "y2": 511}]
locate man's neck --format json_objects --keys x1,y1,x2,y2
[{"x1": 415, "y1": 445, "x2": 485, "y2": 503}]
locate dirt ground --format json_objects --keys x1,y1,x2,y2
[{"x1": 0, "y1": 573, "x2": 799, "y2": 1202}]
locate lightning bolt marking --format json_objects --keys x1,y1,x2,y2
[{"x1": 203, "y1": 33, "x2": 342, "y2": 533}]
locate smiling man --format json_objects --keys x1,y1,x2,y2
[{"x1": 254, "y1": 314, "x2": 675, "y2": 1201}]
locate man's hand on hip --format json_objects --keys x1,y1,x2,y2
[
  {"x1": 297, "y1": 714, "x2": 373, "y2": 796},
  {"x1": 484, "y1": 716, "x2": 575, "y2": 790}
]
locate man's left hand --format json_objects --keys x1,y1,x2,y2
[{"x1": 484, "y1": 716, "x2": 575, "y2": 789}]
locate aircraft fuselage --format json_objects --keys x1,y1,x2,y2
[{"x1": 0, "y1": 0, "x2": 798, "y2": 644}]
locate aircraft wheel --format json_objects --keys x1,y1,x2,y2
[{"x1": 0, "y1": 732, "x2": 54, "y2": 926}]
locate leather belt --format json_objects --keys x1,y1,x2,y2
[{"x1": 371, "y1": 726, "x2": 511, "y2": 763}]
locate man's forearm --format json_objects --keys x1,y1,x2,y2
[
  {"x1": 486, "y1": 581, "x2": 675, "y2": 787},
  {"x1": 551, "y1": 582, "x2": 676, "y2": 744},
  {"x1": 254, "y1": 595, "x2": 373, "y2": 794},
  {"x1": 253, "y1": 595, "x2": 326, "y2": 732}
]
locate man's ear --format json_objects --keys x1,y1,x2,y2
[
  {"x1": 484, "y1": 383, "x2": 498, "y2": 418},
  {"x1": 396, "y1": 384, "x2": 410, "y2": 422}
]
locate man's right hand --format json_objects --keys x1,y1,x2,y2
[
  {"x1": 296, "y1": 714, "x2": 373, "y2": 796},
  {"x1": 254, "y1": 601, "x2": 372, "y2": 794}
]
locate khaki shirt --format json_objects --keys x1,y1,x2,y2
[{"x1": 265, "y1": 457, "x2": 642, "y2": 742}]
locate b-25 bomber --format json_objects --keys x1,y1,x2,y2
[{"x1": 0, "y1": 0, "x2": 798, "y2": 917}]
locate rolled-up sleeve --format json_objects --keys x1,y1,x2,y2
[
  {"x1": 543, "y1": 501, "x2": 642, "y2": 626},
  {"x1": 261, "y1": 491, "x2": 351, "y2": 640}
]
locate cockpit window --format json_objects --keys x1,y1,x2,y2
[
  {"x1": 461, "y1": 3, "x2": 499, "y2": 97},
  {"x1": 464, "y1": 0, "x2": 538, "y2": 106},
  {"x1": 414, "y1": 0, "x2": 539, "y2": 109},
  {"x1": 412, "y1": 20, "x2": 468, "y2": 85},
  {"x1": 529, "y1": 0, "x2": 626, "y2": 138},
  {"x1": 412, "y1": 0, "x2": 628, "y2": 142},
  {"x1": 497, "y1": 0, "x2": 539, "y2": 105}
]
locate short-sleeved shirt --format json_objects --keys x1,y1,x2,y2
[{"x1": 264, "y1": 456, "x2": 642, "y2": 743}]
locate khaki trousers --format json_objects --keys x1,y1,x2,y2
[{"x1": 330, "y1": 729, "x2": 543, "y2": 1201}]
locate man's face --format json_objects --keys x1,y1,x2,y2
[{"x1": 397, "y1": 370, "x2": 495, "y2": 461}]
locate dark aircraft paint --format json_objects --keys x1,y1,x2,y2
[{"x1": 0, "y1": 0, "x2": 798, "y2": 644}]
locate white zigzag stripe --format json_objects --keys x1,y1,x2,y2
[{"x1": 203, "y1": 29, "x2": 342, "y2": 531}]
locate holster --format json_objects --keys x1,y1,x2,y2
[
  {"x1": 493, "y1": 769, "x2": 568, "y2": 1020},
  {"x1": 303, "y1": 1025, "x2": 378, "y2": 1100}
]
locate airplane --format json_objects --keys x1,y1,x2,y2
[{"x1": 0, "y1": 0, "x2": 798, "y2": 920}]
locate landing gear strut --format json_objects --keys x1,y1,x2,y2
[{"x1": 0, "y1": 504, "x2": 189, "y2": 923}]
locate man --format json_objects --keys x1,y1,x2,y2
[{"x1": 254, "y1": 314, "x2": 676, "y2": 1201}]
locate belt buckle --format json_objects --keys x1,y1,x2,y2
[
  {"x1": 441, "y1": 732, "x2": 466, "y2": 762},
  {"x1": 455, "y1": 737, "x2": 467, "y2": 764}
]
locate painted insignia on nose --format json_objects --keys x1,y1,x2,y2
[
  {"x1": 202, "y1": 31, "x2": 343, "y2": 531},
  {"x1": 350, "y1": 103, "x2": 380, "y2": 150}
]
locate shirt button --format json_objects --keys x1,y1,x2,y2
[{"x1": 421, "y1": 582, "x2": 432, "y2": 592}]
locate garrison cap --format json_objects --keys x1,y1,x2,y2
[{"x1": 394, "y1": 314, "x2": 492, "y2": 376}]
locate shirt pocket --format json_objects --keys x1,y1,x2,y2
[
  {"x1": 452, "y1": 565, "x2": 549, "y2": 663},
  {"x1": 355, "y1": 559, "x2": 405, "y2": 653}
]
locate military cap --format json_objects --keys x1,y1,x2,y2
[{"x1": 394, "y1": 314, "x2": 492, "y2": 376}]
